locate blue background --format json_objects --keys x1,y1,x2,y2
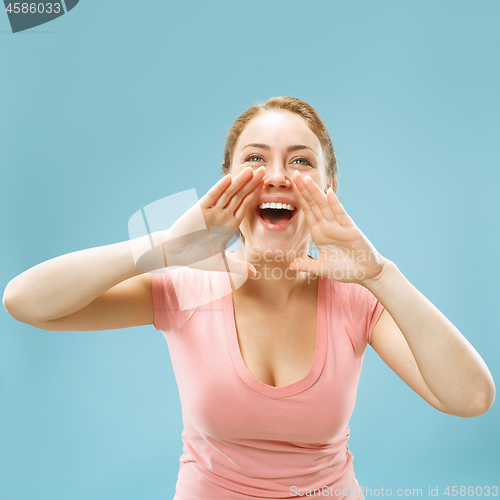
[{"x1": 1, "y1": 1, "x2": 498, "y2": 499}]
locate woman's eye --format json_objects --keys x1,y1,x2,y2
[
  {"x1": 245, "y1": 155, "x2": 264, "y2": 162},
  {"x1": 243, "y1": 155, "x2": 312, "y2": 166},
  {"x1": 292, "y1": 157, "x2": 313, "y2": 166}
]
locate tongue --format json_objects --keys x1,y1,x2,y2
[{"x1": 260, "y1": 209, "x2": 293, "y2": 225}]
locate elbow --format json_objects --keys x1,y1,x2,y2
[
  {"x1": 469, "y1": 380, "x2": 496, "y2": 417},
  {"x1": 442, "y1": 380, "x2": 496, "y2": 418},
  {"x1": 4, "y1": 278, "x2": 56, "y2": 330},
  {"x1": 470, "y1": 367, "x2": 497, "y2": 417},
  {"x1": 462, "y1": 392, "x2": 495, "y2": 418},
  {"x1": 3, "y1": 279, "x2": 21, "y2": 320},
  {"x1": 3, "y1": 278, "x2": 32, "y2": 324}
]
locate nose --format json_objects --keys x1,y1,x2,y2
[{"x1": 263, "y1": 163, "x2": 292, "y2": 189}]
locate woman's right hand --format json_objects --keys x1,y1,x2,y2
[
  {"x1": 157, "y1": 166, "x2": 265, "y2": 277},
  {"x1": 3, "y1": 166, "x2": 265, "y2": 330}
]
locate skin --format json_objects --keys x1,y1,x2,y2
[
  {"x1": 227, "y1": 110, "x2": 496, "y2": 417},
  {"x1": 290, "y1": 171, "x2": 496, "y2": 417},
  {"x1": 229, "y1": 110, "x2": 330, "y2": 300},
  {"x1": 3, "y1": 110, "x2": 495, "y2": 417},
  {"x1": 225, "y1": 110, "x2": 331, "y2": 387}
]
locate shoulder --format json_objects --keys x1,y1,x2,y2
[
  {"x1": 324, "y1": 278, "x2": 377, "y2": 308},
  {"x1": 323, "y1": 278, "x2": 385, "y2": 350},
  {"x1": 152, "y1": 266, "x2": 230, "y2": 309}
]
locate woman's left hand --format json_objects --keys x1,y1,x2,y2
[{"x1": 289, "y1": 171, "x2": 388, "y2": 285}]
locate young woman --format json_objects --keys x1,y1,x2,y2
[{"x1": 3, "y1": 97, "x2": 495, "y2": 499}]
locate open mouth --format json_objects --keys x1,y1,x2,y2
[
  {"x1": 256, "y1": 202, "x2": 298, "y2": 225},
  {"x1": 258, "y1": 207, "x2": 296, "y2": 224}
]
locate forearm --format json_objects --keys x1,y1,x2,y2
[
  {"x1": 3, "y1": 231, "x2": 167, "y2": 323},
  {"x1": 364, "y1": 260, "x2": 495, "y2": 415}
]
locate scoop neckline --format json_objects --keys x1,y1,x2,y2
[{"x1": 221, "y1": 272, "x2": 328, "y2": 400}]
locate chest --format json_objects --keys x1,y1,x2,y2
[
  {"x1": 165, "y1": 273, "x2": 366, "y2": 442},
  {"x1": 231, "y1": 289, "x2": 318, "y2": 388}
]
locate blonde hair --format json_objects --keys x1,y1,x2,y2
[{"x1": 221, "y1": 96, "x2": 337, "y2": 191}]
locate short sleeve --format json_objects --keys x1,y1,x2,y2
[
  {"x1": 151, "y1": 266, "x2": 232, "y2": 335},
  {"x1": 151, "y1": 269, "x2": 182, "y2": 334},
  {"x1": 342, "y1": 282, "x2": 385, "y2": 352}
]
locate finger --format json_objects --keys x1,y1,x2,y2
[
  {"x1": 291, "y1": 172, "x2": 319, "y2": 226},
  {"x1": 233, "y1": 179, "x2": 264, "y2": 220},
  {"x1": 226, "y1": 166, "x2": 265, "y2": 213},
  {"x1": 301, "y1": 174, "x2": 338, "y2": 223},
  {"x1": 225, "y1": 255, "x2": 257, "y2": 277},
  {"x1": 217, "y1": 166, "x2": 261, "y2": 208},
  {"x1": 326, "y1": 188, "x2": 355, "y2": 227},
  {"x1": 288, "y1": 257, "x2": 320, "y2": 276},
  {"x1": 200, "y1": 167, "x2": 253, "y2": 210},
  {"x1": 292, "y1": 173, "x2": 327, "y2": 223},
  {"x1": 200, "y1": 174, "x2": 233, "y2": 209}
]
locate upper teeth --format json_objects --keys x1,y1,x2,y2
[{"x1": 258, "y1": 202, "x2": 296, "y2": 210}]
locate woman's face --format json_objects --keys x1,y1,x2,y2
[{"x1": 230, "y1": 110, "x2": 329, "y2": 258}]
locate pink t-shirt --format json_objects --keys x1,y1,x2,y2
[{"x1": 152, "y1": 264, "x2": 384, "y2": 499}]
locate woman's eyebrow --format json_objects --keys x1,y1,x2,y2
[{"x1": 242, "y1": 143, "x2": 317, "y2": 155}]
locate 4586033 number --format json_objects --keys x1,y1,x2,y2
[
  {"x1": 5, "y1": 3, "x2": 62, "y2": 14},
  {"x1": 444, "y1": 486, "x2": 499, "y2": 497}
]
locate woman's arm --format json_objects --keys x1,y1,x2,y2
[
  {"x1": 365, "y1": 261, "x2": 495, "y2": 418},
  {"x1": 2, "y1": 236, "x2": 155, "y2": 330},
  {"x1": 288, "y1": 172, "x2": 495, "y2": 417},
  {"x1": 3, "y1": 167, "x2": 266, "y2": 331}
]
